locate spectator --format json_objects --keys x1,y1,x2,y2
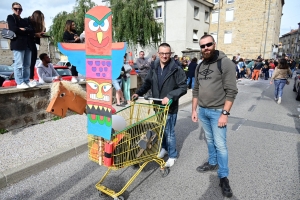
[
  {"x1": 150, "y1": 54, "x2": 157, "y2": 69},
  {"x1": 25, "y1": 10, "x2": 45, "y2": 82},
  {"x1": 268, "y1": 59, "x2": 275, "y2": 78},
  {"x1": 192, "y1": 34, "x2": 237, "y2": 198},
  {"x1": 136, "y1": 51, "x2": 150, "y2": 82},
  {"x1": 237, "y1": 58, "x2": 245, "y2": 79},
  {"x1": 186, "y1": 57, "x2": 198, "y2": 89},
  {"x1": 246, "y1": 59, "x2": 254, "y2": 78},
  {"x1": 132, "y1": 43, "x2": 187, "y2": 167},
  {"x1": 112, "y1": 70, "x2": 126, "y2": 107},
  {"x1": 173, "y1": 55, "x2": 181, "y2": 67},
  {"x1": 80, "y1": 31, "x2": 85, "y2": 43},
  {"x1": 63, "y1": 20, "x2": 80, "y2": 83},
  {"x1": 235, "y1": 53, "x2": 240, "y2": 62},
  {"x1": 122, "y1": 54, "x2": 132, "y2": 105},
  {"x1": 181, "y1": 56, "x2": 188, "y2": 70},
  {"x1": 37, "y1": 53, "x2": 61, "y2": 83},
  {"x1": 262, "y1": 59, "x2": 269, "y2": 80},
  {"x1": 290, "y1": 59, "x2": 296, "y2": 77},
  {"x1": 251, "y1": 59, "x2": 263, "y2": 80},
  {"x1": 7, "y1": 2, "x2": 35, "y2": 89},
  {"x1": 270, "y1": 58, "x2": 292, "y2": 104}
]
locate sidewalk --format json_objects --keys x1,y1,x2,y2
[{"x1": 0, "y1": 89, "x2": 193, "y2": 189}]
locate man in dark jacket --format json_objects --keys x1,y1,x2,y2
[
  {"x1": 132, "y1": 43, "x2": 187, "y2": 167},
  {"x1": 192, "y1": 34, "x2": 238, "y2": 198}
]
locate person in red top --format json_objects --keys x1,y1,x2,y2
[{"x1": 269, "y1": 59, "x2": 276, "y2": 78}]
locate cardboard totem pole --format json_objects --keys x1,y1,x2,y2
[{"x1": 58, "y1": 6, "x2": 127, "y2": 141}]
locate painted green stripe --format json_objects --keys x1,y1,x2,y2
[
  {"x1": 86, "y1": 55, "x2": 112, "y2": 59},
  {"x1": 85, "y1": 12, "x2": 112, "y2": 26}
]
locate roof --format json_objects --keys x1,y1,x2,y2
[
  {"x1": 281, "y1": 29, "x2": 298, "y2": 37},
  {"x1": 0, "y1": 22, "x2": 7, "y2": 29}
]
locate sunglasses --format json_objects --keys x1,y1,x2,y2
[
  {"x1": 13, "y1": 8, "x2": 23, "y2": 11},
  {"x1": 200, "y1": 42, "x2": 214, "y2": 49}
]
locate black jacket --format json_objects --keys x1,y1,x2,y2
[
  {"x1": 63, "y1": 30, "x2": 80, "y2": 43},
  {"x1": 187, "y1": 62, "x2": 197, "y2": 78},
  {"x1": 7, "y1": 14, "x2": 34, "y2": 51},
  {"x1": 136, "y1": 58, "x2": 187, "y2": 114}
]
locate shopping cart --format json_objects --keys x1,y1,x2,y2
[{"x1": 88, "y1": 97, "x2": 172, "y2": 200}]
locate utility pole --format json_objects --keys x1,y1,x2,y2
[{"x1": 263, "y1": 0, "x2": 271, "y2": 58}]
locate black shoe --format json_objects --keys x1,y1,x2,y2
[
  {"x1": 196, "y1": 162, "x2": 218, "y2": 173},
  {"x1": 219, "y1": 177, "x2": 233, "y2": 198}
]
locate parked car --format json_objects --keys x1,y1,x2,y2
[
  {"x1": 2, "y1": 65, "x2": 72, "y2": 87},
  {"x1": 56, "y1": 61, "x2": 73, "y2": 69},
  {"x1": 0, "y1": 65, "x2": 14, "y2": 87}
]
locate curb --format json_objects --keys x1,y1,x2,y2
[
  {"x1": 0, "y1": 98, "x2": 192, "y2": 189},
  {"x1": 0, "y1": 139, "x2": 87, "y2": 189}
]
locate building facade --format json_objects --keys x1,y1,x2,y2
[
  {"x1": 208, "y1": 0, "x2": 284, "y2": 59},
  {"x1": 279, "y1": 23, "x2": 300, "y2": 59},
  {"x1": 0, "y1": 21, "x2": 58, "y2": 65}
]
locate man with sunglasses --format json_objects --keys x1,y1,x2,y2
[
  {"x1": 7, "y1": 2, "x2": 35, "y2": 89},
  {"x1": 191, "y1": 34, "x2": 238, "y2": 198},
  {"x1": 132, "y1": 43, "x2": 187, "y2": 167}
]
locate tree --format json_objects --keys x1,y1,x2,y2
[
  {"x1": 73, "y1": 0, "x2": 96, "y2": 34},
  {"x1": 111, "y1": 0, "x2": 163, "y2": 47}
]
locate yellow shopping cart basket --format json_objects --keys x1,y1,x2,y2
[{"x1": 88, "y1": 97, "x2": 172, "y2": 200}]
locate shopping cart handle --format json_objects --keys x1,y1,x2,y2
[{"x1": 138, "y1": 97, "x2": 173, "y2": 105}]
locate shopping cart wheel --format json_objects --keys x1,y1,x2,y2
[
  {"x1": 113, "y1": 196, "x2": 124, "y2": 200},
  {"x1": 98, "y1": 191, "x2": 106, "y2": 198},
  {"x1": 160, "y1": 168, "x2": 170, "y2": 177}
]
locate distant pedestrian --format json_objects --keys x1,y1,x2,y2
[
  {"x1": 186, "y1": 57, "x2": 197, "y2": 89},
  {"x1": 173, "y1": 55, "x2": 181, "y2": 67},
  {"x1": 268, "y1": 59, "x2": 275, "y2": 78},
  {"x1": 122, "y1": 55, "x2": 132, "y2": 105},
  {"x1": 192, "y1": 34, "x2": 238, "y2": 198},
  {"x1": 246, "y1": 59, "x2": 254, "y2": 78},
  {"x1": 251, "y1": 59, "x2": 263, "y2": 80},
  {"x1": 270, "y1": 58, "x2": 292, "y2": 104}
]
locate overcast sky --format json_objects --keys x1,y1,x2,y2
[{"x1": 0, "y1": 0, "x2": 299, "y2": 37}]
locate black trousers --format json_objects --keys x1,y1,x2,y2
[
  {"x1": 71, "y1": 66, "x2": 78, "y2": 76},
  {"x1": 30, "y1": 44, "x2": 37, "y2": 79}
]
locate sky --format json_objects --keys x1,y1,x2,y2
[{"x1": 0, "y1": 0, "x2": 299, "y2": 37}]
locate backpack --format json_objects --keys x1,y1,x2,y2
[{"x1": 195, "y1": 59, "x2": 223, "y2": 85}]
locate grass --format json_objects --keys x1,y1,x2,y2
[
  {"x1": 52, "y1": 116, "x2": 61, "y2": 121},
  {"x1": 0, "y1": 129, "x2": 8, "y2": 134}
]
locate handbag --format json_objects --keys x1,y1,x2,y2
[
  {"x1": 1, "y1": 28, "x2": 16, "y2": 39},
  {"x1": 1, "y1": 15, "x2": 17, "y2": 39}
]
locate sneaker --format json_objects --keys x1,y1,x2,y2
[
  {"x1": 158, "y1": 148, "x2": 168, "y2": 158},
  {"x1": 219, "y1": 177, "x2": 233, "y2": 198},
  {"x1": 274, "y1": 97, "x2": 278, "y2": 101},
  {"x1": 277, "y1": 97, "x2": 281, "y2": 104},
  {"x1": 16, "y1": 82, "x2": 29, "y2": 89},
  {"x1": 165, "y1": 158, "x2": 177, "y2": 167},
  {"x1": 71, "y1": 77, "x2": 78, "y2": 83},
  {"x1": 196, "y1": 162, "x2": 218, "y2": 173},
  {"x1": 27, "y1": 81, "x2": 38, "y2": 88}
]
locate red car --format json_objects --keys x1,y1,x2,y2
[{"x1": 2, "y1": 65, "x2": 72, "y2": 87}]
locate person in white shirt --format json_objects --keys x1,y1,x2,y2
[{"x1": 37, "y1": 53, "x2": 61, "y2": 83}]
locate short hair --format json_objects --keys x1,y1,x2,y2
[
  {"x1": 39, "y1": 53, "x2": 48, "y2": 60},
  {"x1": 139, "y1": 51, "x2": 144, "y2": 54},
  {"x1": 200, "y1": 34, "x2": 215, "y2": 42},
  {"x1": 174, "y1": 55, "x2": 178, "y2": 58},
  {"x1": 239, "y1": 58, "x2": 243, "y2": 62},
  {"x1": 12, "y1": 2, "x2": 21, "y2": 7},
  {"x1": 159, "y1": 43, "x2": 171, "y2": 49},
  {"x1": 192, "y1": 57, "x2": 198, "y2": 62}
]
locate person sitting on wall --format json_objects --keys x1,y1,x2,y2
[{"x1": 37, "y1": 53, "x2": 61, "y2": 83}]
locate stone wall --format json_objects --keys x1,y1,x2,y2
[{"x1": 0, "y1": 83, "x2": 86, "y2": 131}]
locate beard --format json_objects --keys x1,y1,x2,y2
[{"x1": 202, "y1": 48, "x2": 215, "y2": 60}]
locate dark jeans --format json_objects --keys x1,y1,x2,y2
[{"x1": 30, "y1": 44, "x2": 37, "y2": 79}]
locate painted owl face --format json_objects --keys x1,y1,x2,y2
[{"x1": 85, "y1": 7, "x2": 112, "y2": 55}]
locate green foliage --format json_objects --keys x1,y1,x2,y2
[
  {"x1": 0, "y1": 129, "x2": 8, "y2": 134},
  {"x1": 52, "y1": 116, "x2": 61, "y2": 121},
  {"x1": 73, "y1": 0, "x2": 96, "y2": 35},
  {"x1": 111, "y1": 0, "x2": 163, "y2": 47}
]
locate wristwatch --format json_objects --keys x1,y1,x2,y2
[{"x1": 222, "y1": 110, "x2": 230, "y2": 115}]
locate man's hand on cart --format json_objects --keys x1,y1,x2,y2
[
  {"x1": 161, "y1": 97, "x2": 169, "y2": 105},
  {"x1": 132, "y1": 94, "x2": 139, "y2": 101}
]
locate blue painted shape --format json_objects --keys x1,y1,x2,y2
[
  {"x1": 57, "y1": 43, "x2": 86, "y2": 76},
  {"x1": 112, "y1": 43, "x2": 127, "y2": 80},
  {"x1": 87, "y1": 119, "x2": 111, "y2": 140}
]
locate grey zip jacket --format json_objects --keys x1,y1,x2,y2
[
  {"x1": 37, "y1": 62, "x2": 59, "y2": 83},
  {"x1": 193, "y1": 50, "x2": 238, "y2": 108}
]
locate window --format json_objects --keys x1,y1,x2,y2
[
  {"x1": 226, "y1": 8, "x2": 234, "y2": 22},
  {"x1": 211, "y1": 33, "x2": 218, "y2": 43},
  {"x1": 205, "y1": 11, "x2": 209, "y2": 23},
  {"x1": 211, "y1": 10, "x2": 219, "y2": 23},
  {"x1": 154, "y1": 6, "x2": 162, "y2": 19},
  {"x1": 194, "y1": 6, "x2": 199, "y2": 19},
  {"x1": 224, "y1": 31, "x2": 232, "y2": 44},
  {"x1": 0, "y1": 39, "x2": 9, "y2": 49},
  {"x1": 214, "y1": 0, "x2": 219, "y2": 4},
  {"x1": 227, "y1": 0, "x2": 234, "y2": 4},
  {"x1": 193, "y1": 30, "x2": 198, "y2": 42}
]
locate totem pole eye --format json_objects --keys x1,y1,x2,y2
[{"x1": 60, "y1": 93, "x2": 66, "y2": 97}]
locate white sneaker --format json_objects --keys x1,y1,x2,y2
[
  {"x1": 277, "y1": 97, "x2": 281, "y2": 104},
  {"x1": 71, "y1": 77, "x2": 78, "y2": 83},
  {"x1": 158, "y1": 148, "x2": 168, "y2": 158},
  {"x1": 17, "y1": 82, "x2": 29, "y2": 89},
  {"x1": 27, "y1": 80, "x2": 38, "y2": 87},
  {"x1": 165, "y1": 158, "x2": 177, "y2": 167}
]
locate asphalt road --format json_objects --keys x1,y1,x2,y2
[{"x1": 0, "y1": 79, "x2": 299, "y2": 200}]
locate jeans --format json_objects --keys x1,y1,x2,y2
[
  {"x1": 13, "y1": 47, "x2": 32, "y2": 85},
  {"x1": 274, "y1": 79, "x2": 286, "y2": 98},
  {"x1": 186, "y1": 77, "x2": 195, "y2": 89},
  {"x1": 199, "y1": 107, "x2": 229, "y2": 178},
  {"x1": 162, "y1": 113, "x2": 177, "y2": 158},
  {"x1": 122, "y1": 77, "x2": 130, "y2": 101},
  {"x1": 269, "y1": 69, "x2": 274, "y2": 78}
]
